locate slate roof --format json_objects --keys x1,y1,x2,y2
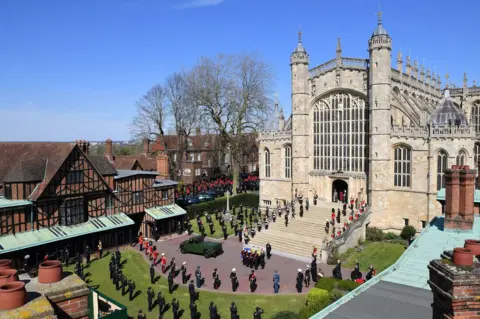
[
  {"x1": 112, "y1": 157, "x2": 141, "y2": 170},
  {"x1": 115, "y1": 169, "x2": 158, "y2": 179},
  {"x1": 324, "y1": 281, "x2": 432, "y2": 319},
  {"x1": 88, "y1": 155, "x2": 117, "y2": 175}
]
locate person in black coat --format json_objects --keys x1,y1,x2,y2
[
  {"x1": 304, "y1": 266, "x2": 311, "y2": 287},
  {"x1": 181, "y1": 262, "x2": 188, "y2": 284},
  {"x1": 253, "y1": 307, "x2": 264, "y2": 319},
  {"x1": 168, "y1": 271, "x2": 175, "y2": 293},
  {"x1": 266, "y1": 243, "x2": 272, "y2": 259},
  {"x1": 147, "y1": 287, "x2": 155, "y2": 311},
  {"x1": 230, "y1": 268, "x2": 239, "y2": 292},
  {"x1": 172, "y1": 298, "x2": 180, "y2": 319},
  {"x1": 137, "y1": 310, "x2": 146, "y2": 319},
  {"x1": 157, "y1": 291, "x2": 165, "y2": 315},
  {"x1": 230, "y1": 302, "x2": 239, "y2": 319},
  {"x1": 150, "y1": 263, "x2": 155, "y2": 284},
  {"x1": 296, "y1": 269, "x2": 304, "y2": 293},
  {"x1": 209, "y1": 301, "x2": 219, "y2": 319},
  {"x1": 189, "y1": 280, "x2": 197, "y2": 304},
  {"x1": 332, "y1": 260, "x2": 342, "y2": 280},
  {"x1": 190, "y1": 302, "x2": 198, "y2": 319}
]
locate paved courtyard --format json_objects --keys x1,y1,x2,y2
[{"x1": 140, "y1": 234, "x2": 351, "y2": 294}]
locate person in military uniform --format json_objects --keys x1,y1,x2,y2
[
  {"x1": 212, "y1": 268, "x2": 221, "y2": 289},
  {"x1": 219, "y1": 216, "x2": 224, "y2": 227},
  {"x1": 299, "y1": 205, "x2": 304, "y2": 218},
  {"x1": 253, "y1": 307, "x2": 264, "y2": 319},
  {"x1": 195, "y1": 266, "x2": 204, "y2": 288},
  {"x1": 84, "y1": 246, "x2": 91, "y2": 265},
  {"x1": 128, "y1": 280, "x2": 136, "y2": 301},
  {"x1": 190, "y1": 301, "x2": 198, "y2": 319},
  {"x1": 284, "y1": 213, "x2": 289, "y2": 227},
  {"x1": 147, "y1": 287, "x2": 155, "y2": 311},
  {"x1": 296, "y1": 269, "x2": 304, "y2": 293},
  {"x1": 199, "y1": 224, "x2": 206, "y2": 236},
  {"x1": 181, "y1": 261, "x2": 188, "y2": 284},
  {"x1": 304, "y1": 265, "x2": 311, "y2": 287},
  {"x1": 115, "y1": 271, "x2": 122, "y2": 291},
  {"x1": 172, "y1": 298, "x2": 180, "y2": 319},
  {"x1": 75, "y1": 258, "x2": 83, "y2": 279},
  {"x1": 170, "y1": 257, "x2": 177, "y2": 275},
  {"x1": 188, "y1": 280, "x2": 197, "y2": 304},
  {"x1": 311, "y1": 257, "x2": 318, "y2": 283},
  {"x1": 157, "y1": 291, "x2": 165, "y2": 315},
  {"x1": 121, "y1": 275, "x2": 129, "y2": 296},
  {"x1": 332, "y1": 260, "x2": 342, "y2": 279},
  {"x1": 150, "y1": 263, "x2": 155, "y2": 284},
  {"x1": 168, "y1": 270, "x2": 175, "y2": 293},
  {"x1": 230, "y1": 302, "x2": 239, "y2": 319},
  {"x1": 249, "y1": 270, "x2": 257, "y2": 292},
  {"x1": 208, "y1": 220, "x2": 215, "y2": 235},
  {"x1": 209, "y1": 301, "x2": 219, "y2": 319},
  {"x1": 230, "y1": 268, "x2": 238, "y2": 292},
  {"x1": 250, "y1": 226, "x2": 256, "y2": 239},
  {"x1": 137, "y1": 309, "x2": 146, "y2": 319},
  {"x1": 273, "y1": 270, "x2": 280, "y2": 293},
  {"x1": 222, "y1": 224, "x2": 228, "y2": 240},
  {"x1": 243, "y1": 232, "x2": 249, "y2": 245},
  {"x1": 266, "y1": 243, "x2": 272, "y2": 259}
]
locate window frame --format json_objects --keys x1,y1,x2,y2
[
  {"x1": 264, "y1": 148, "x2": 271, "y2": 178},
  {"x1": 393, "y1": 145, "x2": 412, "y2": 188},
  {"x1": 66, "y1": 170, "x2": 84, "y2": 185},
  {"x1": 132, "y1": 191, "x2": 144, "y2": 204},
  {"x1": 59, "y1": 198, "x2": 85, "y2": 227}
]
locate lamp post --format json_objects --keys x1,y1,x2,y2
[{"x1": 226, "y1": 190, "x2": 230, "y2": 212}]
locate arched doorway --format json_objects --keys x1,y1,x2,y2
[{"x1": 332, "y1": 179, "x2": 348, "y2": 203}]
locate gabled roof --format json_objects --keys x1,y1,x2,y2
[
  {"x1": 0, "y1": 142, "x2": 74, "y2": 185},
  {"x1": 88, "y1": 155, "x2": 117, "y2": 175},
  {"x1": 112, "y1": 157, "x2": 142, "y2": 170}
]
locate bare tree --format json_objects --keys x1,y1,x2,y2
[
  {"x1": 187, "y1": 53, "x2": 274, "y2": 192},
  {"x1": 164, "y1": 72, "x2": 201, "y2": 179},
  {"x1": 130, "y1": 84, "x2": 169, "y2": 144}
]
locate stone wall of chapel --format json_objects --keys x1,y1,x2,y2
[
  {"x1": 310, "y1": 68, "x2": 367, "y2": 112},
  {"x1": 258, "y1": 136, "x2": 293, "y2": 207},
  {"x1": 308, "y1": 174, "x2": 367, "y2": 203}
]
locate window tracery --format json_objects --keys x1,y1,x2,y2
[
  {"x1": 437, "y1": 150, "x2": 448, "y2": 191},
  {"x1": 394, "y1": 145, "x2": 411, "y2": 187}
]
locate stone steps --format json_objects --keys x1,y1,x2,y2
[{"x1": 249, "y1": 200, "x2": 354, "y2": 258}]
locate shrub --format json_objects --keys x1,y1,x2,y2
[
  {"x1": 186, "y1": 193, "x2": 259, "y2": 219},
  {"x1": 330, "y1": 289, "x2": 344, "y2": 299},
  {"x1": 400, "y1": 225, "x2": 416, "y2": 240},
  {"x1": 366, "y1": 227, "x2": 385, "y2": 242},
  {"x1": 314, "y1": 278, "x2": 338, "y2": 292},
  {"x1": 385, "y1": 232, "x2": 399, "y2": 240},
  {"x1": 271, "y1": 311, "x2": 300, "y2": 319},
  {"x1": 300, "y1": 288, "x2": 331, "y2": 319},
  {"x1": 357, "y1": 236, "x2": 365, "y2": 245},
  {"x1": 336, "y1": 280, "x2": 361, "y2": 292}
]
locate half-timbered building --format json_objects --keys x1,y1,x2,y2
[{"x1": 0, "y1": 141, "x2": 182, "y2": 268}]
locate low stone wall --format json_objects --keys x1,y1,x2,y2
[{"x1": 320, "y1": 208, "x2": 372, "y2": 262}]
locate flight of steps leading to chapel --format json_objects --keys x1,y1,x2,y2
[{"x1": 249, "y1": 201, "x2": 350, "y2": 259}]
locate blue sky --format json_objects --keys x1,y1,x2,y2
[{"x1": 0, "y1": 0, "x2": 478, "y2": 141}]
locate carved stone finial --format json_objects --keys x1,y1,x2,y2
[
  {"x1": 406, "y1": 55, "x2": 411, "y2": 66},
  {"x1": 463, "y1": 72, "x2": 468, "y2": 86},
  {"x1": 397, "y1": 51, "x2": 402, "y2": 63},
  {"x1": 336, "y1": 37, "x2": 341, "y2": 53},
  {"x1": 474, "y1": 79, "x2": 477, "y2": 87},
  {"x1": 426, "y1": 68, "x2": 431, "y2": 78},
  {"x1": 274, "y1": 92, "x2": 279, "y2": 104},
  {"x1": 298, "y1": 30, "x2": 302, "y2": 43},
  {"x1": 377, "y1": 5, "x2": 383, "y2": 25}
]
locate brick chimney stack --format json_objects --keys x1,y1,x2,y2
[
  {"x1": 156, "y1": 153, "x2": 169, "y2": 180},
  {"x1": 75, "y1": 140, "x2": 90, "y2": 155},
  {"x1": 104, "y1": 139, "x2": 113, "y2": 162},
  {"x1": 428, "y1": 256, "x2": 480, "y2": 318},
  {"x1": 143, "y1": 138, "x2": 150, "y2": 157},
  {"x1": 444, "y1": 165, "x2": 475, "y2": 231}
]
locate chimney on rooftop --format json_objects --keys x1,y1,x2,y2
[
  {"x1": 444, "y1": 165, "x2": 475, "y2": 231},
  {"x1": 196, "y1": 127, "x2": 201, "y2": 136},
  {"x1": 156, "y1": 153, "x2": 169, "y2": 180},
  {"x1": 143, "y1": 138, "x2": 150, "y2": 157},
  {"x1": 76, "y1": 140, "x2": 90, "y2": 155},
  {"x1": 105, "y1": 139, "x2": 113, "y2": 162}
]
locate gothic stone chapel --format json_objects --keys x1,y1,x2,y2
[{"x1": 258, "y1": 14, "x2": 480, "y2": 231}]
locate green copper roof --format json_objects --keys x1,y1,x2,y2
[
  {"x1": 0, "y1": 198, "x2": 32, "y2": 209},
  {"x1": 0, "y1": 213, "x2": 134, "y2": 255},
  {"x1": 436, "y1": 188, "x2": 480, "y2": 203},
  {"x1": 311, "y1": 215, "x2": 480, "y2": 318},
  {"x1": 145, "y1": 204, "x2": 186, "y2": 220}
]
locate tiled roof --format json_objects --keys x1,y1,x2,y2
[
  {"x1": 112, "y1": 157, "x2": 140, "y2": 170},
  {"x1": 112, "y1": 155, "x2": 157, "y2": 171},
  {"x1": 0, "y1": 142, "x2": 74, "y2": 185},
  {"x1": 115, "y1": 169, "x2": 158, "y2": 179},
  {"x1": 88, "y1": 155, "x2": 117, "y2": 175}
]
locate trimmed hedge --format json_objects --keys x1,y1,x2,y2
[
  {"x1": 336, "y1": 280, "x2": 361, "y2": 292},
  {"x1": 300, "y1": 288, "x2": 331, "y2": 319},
  {"x1": 400, "y1": 225, "x2": 416, "y2": 240},
  {"x1": 185, "y1": 193, "x2": 259, "y2": 218},
  {"x1": 271, "y1": 311, "x2": 301, "y2": 319},
  {"x1": 366, "y1": 226, "x2": 385, "y2": 242},
  {"x1": 314, "y1": 277, "x2": 338, "y2": 292}
]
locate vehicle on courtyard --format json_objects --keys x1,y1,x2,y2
[
  {"x1": 179, "y1": 235, "x2": 223, "y2": 258},
  {"x1": 197, "y1": 192, "x2": 215, "y2": 202}
]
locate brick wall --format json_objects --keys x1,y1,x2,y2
[
  {"x1": 428, "y1": 259, "x2": 480, "y2": 319},
  {"x1": 54, "y1": 295, "x2": 89, "y2": 319},
  {"x1": 444, "y1": 165, "x2": 475, "y2": 230}
]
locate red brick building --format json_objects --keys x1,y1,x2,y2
[
  {"x1": 0, "y1": 141, "x2": 182, "y2": 269},
  {"x1": 151, "y1": 129, "x2": 259, "y2": 183}
]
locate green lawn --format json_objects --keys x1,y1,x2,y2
[
  {"x1": 340, "y1": 241, "x2": 406, "y2": 272},
  {"x1": 189, "y1": 214, "x2": 237, "y2": 239},
  {"x1": 72, "y1": 249, "x2": 304, "y2": 318}
]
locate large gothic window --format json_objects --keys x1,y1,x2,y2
[
  {"x1": 472, "y1": 103, "x2": 480, "y2": 133},
  {"x1": 437, "y1": 150, "x2": 448, "y2": 191},
  {"x1": 394, "y1": 146, "x2": 411, "y2": 187},
  {"x1": 456, "y1": 151, "x2": 467, "y2": 166},
  {"x1": 313, "y1": 92, "x2": 368, "y2": 172},
  {"x1": 284, "y1": 146, "x2": 291, "y2": 179},
  {"x1": 474, "y1": 144, "x2": 480, "y2": 168},
  {"x1": 264, "y1": 148, "x2": 271, "y2": 178}
]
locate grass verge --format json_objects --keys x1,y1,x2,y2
[{"x1": 340, "y1": 241, "x2": 406, "y2": 272}]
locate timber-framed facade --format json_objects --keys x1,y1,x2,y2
[{"x1": 0, "y1": 141, "x2": 181, "y2": 269}]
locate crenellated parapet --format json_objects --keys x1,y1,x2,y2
[
  {"x1": 390, "y1": 125, "x2": 476, "y2": 139},
  {"x1": 391, "y1": 68, "x2": 443, "y2": 100},
  {"x1": 257, "y1": 129, "x2": 292, "y2": 142},
  {"x1": 309, "y1": 57, "x2": 368, "y2": 78}
]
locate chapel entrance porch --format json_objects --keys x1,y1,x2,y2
[{"x1": 332, "y1": 179, "x2": 348, "y2": 203}]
